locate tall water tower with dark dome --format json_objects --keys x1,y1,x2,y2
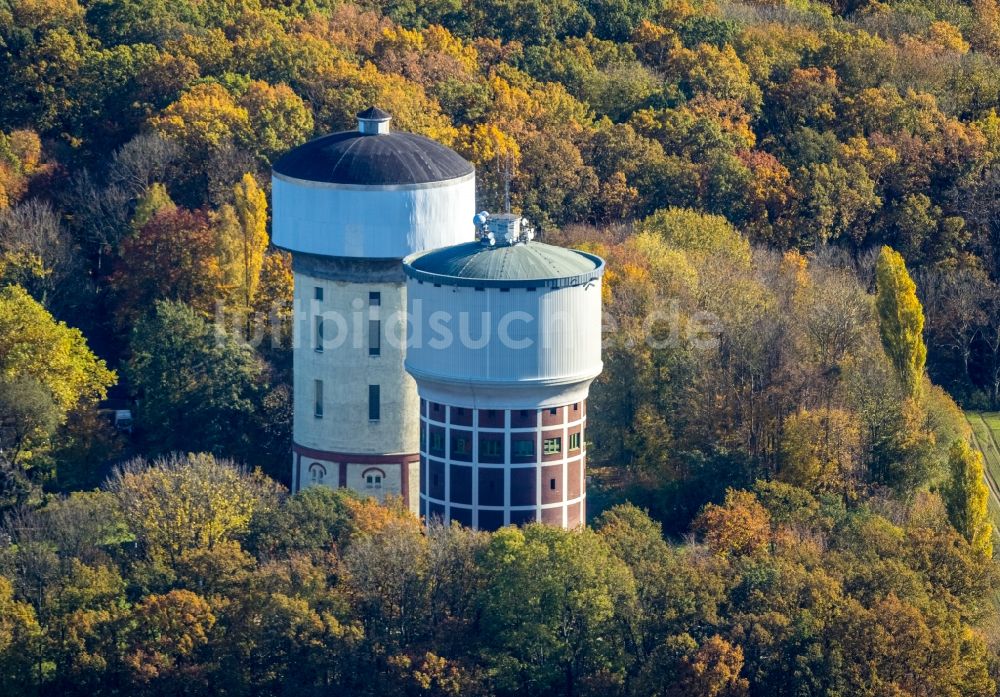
[{"x1": 271, "y1": 108, "x2": 475, "y2": 513}]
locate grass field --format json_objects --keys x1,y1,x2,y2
[{"x1": 966, "y1": 412, "x2": 1000, "y2": 528}]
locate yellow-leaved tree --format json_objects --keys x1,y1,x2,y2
[
  {"x1": 0, "y1": 284, "x2": 115, "y2": 414},
  {"x1": 214, "y1": 173, "x2": 269, "y2": 323},
  {"x1": 778, "y1": 408, "x2": 861, "y2": 496},
  {"x1": 150, "y1": 82, "x2": 251, "y2": 155},
  {"x1": 875, "y1": 245, "x2": 927, "y2": 397},
  {"x1": 107, "y1": 452, "x2": 281, "y2": 563},
  {"x1": 944, "y1": 439, "x2": 993, "y2": 558}
]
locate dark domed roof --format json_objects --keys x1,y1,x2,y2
[
  {"x1": 272, "y1": 121, "x2": 473, "y2": 187},
  {"x1": 404, "y1": 241, "x2": 605, "y2": 289}
]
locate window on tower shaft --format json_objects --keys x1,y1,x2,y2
[
  {"x1": 569, "y1": 433, "x2": 581, "y2": 450},
  {"x1": 513, "y1": 439, "x2": 535, "y2": 457},
  {"x1": 369, "y1": 292, "x2": 381, "y2": 356},
  {"x1": 369, "y1": 319, "x2": 380, "y2": 356},
  {"x1": 480, "y1": 438, "x2": 502, "y2": 458},
  {"x1": 314, "y1": 316, "x2": 323, "y2": 352},
  {"x1": 314, "y1": 380, "x2": 323, "y2": 418},
  {"x1": 430, "y1": 431, "x2": 444, "y2": 454},
  {"x1": 368, "y1": 385, "x2": 380, "y2": 421}
]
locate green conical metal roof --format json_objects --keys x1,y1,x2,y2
[{"x1": 403, "y1": 241, "x2": 604, "y2": 289}]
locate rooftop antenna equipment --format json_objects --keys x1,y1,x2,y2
[{"x1": 473, "y1": 210, "x2": 534, "y2": 247}]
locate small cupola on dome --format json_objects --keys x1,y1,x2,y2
[{"x1": 357, "y1": 106, "x2": 391, "y2": 135}]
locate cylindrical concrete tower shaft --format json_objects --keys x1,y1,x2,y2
[
  {"x1": 271, "y1": 109, "x2": 475, "y2": 513},
  {"x1": 402, "y1": 214, "x2": 605, "y2": 529}
]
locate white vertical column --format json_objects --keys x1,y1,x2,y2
[
  {"x1": 503, "y1": 425, "x2": 511, "y2": 526},
  {"x1": 471, "y1": 408, "x2": 479, "y2": 530},
  {"x1": 535, "y1": 410, "x2": 543, "y2": 523},
  {"x1": 562, "y1": 404, "x2": 569, "y2": 528},
  {"x1": 444, "y1": 405, "x2": 451, "y2": 524}
]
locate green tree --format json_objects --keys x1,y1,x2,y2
[
  {"x1": 875, "y1": 246, "x2": 927, "y2": 397},
  {"x1": 0, "y1": 285, "x2": 114, "y2": 501},
  {"x1": 637, "y1": 207, "x2": 751, "y2": 265},
  {"x1": 476, "y1": 524, "x2": 636, "y2": 696},
  {"x1": 124, "y1": 300, "x2": 266, "y2": 459},
  {"x1": 248, "y1": 486, "x2": 362, "y2": 559},
  {"x1": 130, "y1": 181, "x2": 175, "y2": 232}
]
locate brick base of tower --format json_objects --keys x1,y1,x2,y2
[
  {"x1": 418, "y1": 398, "x2": 587, "y2": 530},
  {"x1": 292, "y1": 442, "x2": 420, "y2": 511}
]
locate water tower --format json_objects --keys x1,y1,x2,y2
[
  {"x1": 271, "y1": 108, "x2": 475, "y2": 513},
  {"x1": 402, "y1": 213, "x2": 605, "y2": 529}
]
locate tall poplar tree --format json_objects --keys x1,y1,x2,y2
[
  {"x1": 215, "y1": 173, "x2": 269, "y2": 326},
  {"x1": 945, "y1": 439, "x2": 993, "y2": 558},
  {"x1": 875, "y1": 245, "x2": 927, "y2": 397}
]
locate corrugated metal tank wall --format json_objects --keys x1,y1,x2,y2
[{"x1": 405, "y1": 280, "x2": 603, "y2": 386}]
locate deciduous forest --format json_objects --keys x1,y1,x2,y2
[{"x1": 1, "y1": 0, "x2": 1000, "y2": 694}]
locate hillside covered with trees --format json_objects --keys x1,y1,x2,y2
[{"x1": 2, "y1": 0, "x2": 1000, "y2": 693}]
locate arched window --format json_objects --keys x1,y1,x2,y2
[
  {"x1": 308, "y1": 462, "x2": 327, "y2": 484},
  {"x1": 363, "y1": 467, "x2": 385, "y2": 490}
]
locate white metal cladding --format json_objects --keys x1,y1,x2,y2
[
  {"x1": 272, "y1": 173, "x2": 476, "y2": 259},
  {"x1": 405, "y1": 280, "x2": 603, "y2": 390}
]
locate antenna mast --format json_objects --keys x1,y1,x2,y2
[{"x1": 501, "y1": 152, "x2": 513, "y2": 214}]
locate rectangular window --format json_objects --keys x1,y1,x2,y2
[
  {"x1": 420, "y1": 428, "x2": 426, "y2": 449},
  {"x1": 314, "y1": 316, "x2": 324, "y2": 352},
  {"x1": 480, "y1": 438, "x2": 502, "y2": 457},
  {"x1": 314, "y1": 379, "x2": 323, "y2": 418},
  {"x1": 453, "y1": 436, "x2": 470, "y2": 455},
  {"x1": 430, "y1": 431, "x2": 445, "y2": 453},
  {"x1": 368, "y1": 385, "x2": 380, "y2": 421},
  {"x1": 369, "y1": 292, "x2": 381, "y2": 356},
  {"x1": 314, "y1": 287, "x2": 323, "y2": 301},
  {"x1": 550, "y1": 478, "x2": 557, "y2": 490},
  {"x1": 549, "y1": 407, "x2": 558, "y2": 415},
  {"x1": 543, "y1": 437, "x2": 561, "y2": 455},
  {"x1": 369, "y1": 319, "x2": 381, "y2": 356},
  {"x1": 513, "y1": 439, "x2": 535, "y2": 457},
  {"x1": 569, "y1": 433, "x2": 581, "y2": 450}
]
